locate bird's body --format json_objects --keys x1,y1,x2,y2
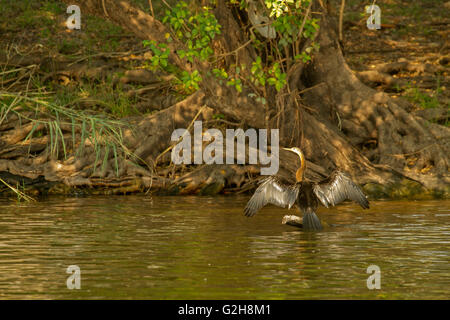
[{"x1": 244, "y1": 147, "x2": 369, "y2": 230}]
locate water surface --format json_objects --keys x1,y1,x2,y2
[{"x1": 0, "y1": 196, "x2": 448, "y2": 299}]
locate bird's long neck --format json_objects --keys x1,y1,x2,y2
[{"x1": 295, "y1": 151, "x2": 306, "y2": 182}]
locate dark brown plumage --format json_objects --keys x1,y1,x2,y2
[{"x1": 244, "y1": 147, "x2": 369, "y2": 230}]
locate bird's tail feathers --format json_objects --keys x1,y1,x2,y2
[{"x1": 302, "y1": 210, "x2": 323, "y2": 231}]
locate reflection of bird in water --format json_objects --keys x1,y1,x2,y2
[{"x1": 244, "y1": 147, "x2": 369, "y2": 230}]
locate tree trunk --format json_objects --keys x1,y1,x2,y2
[{"x1": 1, "y1": 0, "x2": 448, "y2": 198}]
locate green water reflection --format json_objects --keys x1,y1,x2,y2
[{"x1": 0, "y1": 196, "x2": 448, "y2": 299}]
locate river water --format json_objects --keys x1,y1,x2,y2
[{"x1": 0, "y1": 196, "x2": 448, "y2": 299}]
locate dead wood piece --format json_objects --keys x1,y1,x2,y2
[
  {"x1": 355, "y1": 70, "x2": 404, "y2": 88},
  {"x1": 126, "y1": 84, "x2": 168, "y2": 97},
  {"x1": 119, "y1": 69, "x2": 161, "y2": 84},
  {"x1": 375, "y1": 61, "x2": 439, "y2": 75},
  {"x1": 438, "y1": 55, "x2": 449, "y2": 66},
  {"x1": 282, "y1": 215, "x2": 303, "y2": 228},
  {"x1": 0, "y1": 123, "x2": 45, "y2": 145}
]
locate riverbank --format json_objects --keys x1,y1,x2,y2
[{"x1": 0, "y1": 1, "x2": 448, "y2": 201}]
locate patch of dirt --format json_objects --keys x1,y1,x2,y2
[{"x1": 342, "y1": 0, "x2": 449, "y2": 126}]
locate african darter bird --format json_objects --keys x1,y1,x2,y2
[{"x1": 244, "y1": 147, "x2": 369, "y2": 230}]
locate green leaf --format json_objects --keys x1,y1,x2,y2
[{"x1": 267, "y1": 77, "x2": 277, "y2": 85}]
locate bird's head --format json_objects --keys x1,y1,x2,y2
[
  {"x1": 283, "y1": 147, "x2": 306, "y2": 182},
  {"x1": 283, "y1": 147, "x2": 303, "y2": 158}
]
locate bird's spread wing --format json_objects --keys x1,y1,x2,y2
[
  {"x1": 244, "y1": 176, "x2": 300, "y2": 217},
  {"x1": 313, "y1": 170, "x2": 369, "y2": 209}
]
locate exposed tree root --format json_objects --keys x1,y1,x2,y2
[
  {"x1": 1, "y1": 0, "x2": 448, "y2": 199},
  {"x1": 301, "y1": 16, "x2": 449, "y2": 191},
  {"x1": 168, "y1": 164, "x2": 257, "y2": 195}
]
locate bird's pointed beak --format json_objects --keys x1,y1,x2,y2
[{"x1": 283, "y1": 147, "x2": 294, "y2": 152}]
